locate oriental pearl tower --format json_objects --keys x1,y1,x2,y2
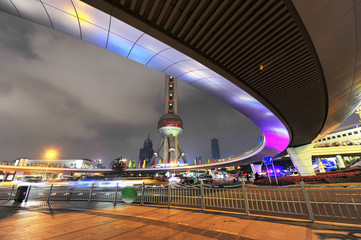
[{"x1": 151, "y1": 75, "x2": 188, "y2": 166}]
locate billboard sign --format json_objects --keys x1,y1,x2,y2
[{"x1": 263, "y1": 156, "x2": 273, "y2": 165}]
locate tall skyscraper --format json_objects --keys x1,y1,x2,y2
[
  {"x1": 211, "y1": 138, "x2": 221, "y2": 160},
  {"x1": 196, "y1": 156, "x2": 203, "y2": 164},
  {"x1": 152, "y1": 75, "x2": 188, "y2": 166},
  {"x1": 139, "y1": 135, "x2": 154, "y2": 168}
]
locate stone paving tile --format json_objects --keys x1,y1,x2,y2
[
  {"x1": 20, "y1": 230, "x2": 71, "y2": 240},
  {"x1": 50, "y1": 220, "x2": 145, "y2": 240},
  {"x1": 91, "y1": 206, "x2": 361, "y2": 240},
  {"x1": 0, "y1": 232, "x2": 30, "y2": 240},
  {"x1": 0, "y1": 211, "x2": 46, "y2": 225},
  {"x1": 200, "y1": 229, "x2": 222, "y2": 238},
  {"x1": 166, "y1": 209, "x2": 213, "y2": 226},
  {"x1": 192, "y1": 213, "x2": 255, "y2": 235},
  {"x1": 171, "y1": 231, "x2": 215, "y2": 240},
  {"x1": 0, "y1": 212, "x2": 118, "y2": 239},
  {"x1": 15, "y1": 214, "x2": 99, "y2": 233},
  {"x1": 311, "y1": 229, "x2": 350, "y2": 240},
  {"x1": 133, "y1": 207, "x2": 181, "y2": 220},
  {"x1": 85, "y1": 209, "x2": 243, "y2": 240},
  {"x1": 0, "y1": 201, "x2": 360, "y2": 240},
  {"x1": 217, "y1": 232, "x2": 242, "y2": 240},
  {"x1": 240, "y1": 221, "x2": 290, "y2": 240},
  {"x1": 284, "y1": 224, "x2": 308, "y2": 240},
  {"x1": 109, "y1": 224, "x2": 178, "y2": 240},
  {"x1": 102, "y1": 205, "x2": 155, "y2": 215},
  {"x1": 327, "y1": 224, "x2": 361, "y2": 239}
]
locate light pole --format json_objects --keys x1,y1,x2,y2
[{"x1": 44, "y1": 151, "x2": 55, "y2": 182}]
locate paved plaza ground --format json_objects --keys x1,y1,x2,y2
[{"x1": 0, "y1": 200, "x2": 360, "y2": 240}]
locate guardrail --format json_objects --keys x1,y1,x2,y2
[{"x1": 1, "y1": 182, "x2": 360, "y2": 223}]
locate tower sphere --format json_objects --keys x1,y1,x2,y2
[{"x1": 157, "y1": 113, "x2": 183, "y2": 137}]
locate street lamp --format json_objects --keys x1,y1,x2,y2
[{"x1": 44, "y1": 150, "x2": 56, "y2": 182}]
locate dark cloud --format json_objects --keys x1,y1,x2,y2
[
  {"x1": 177, "y1": 83, "x2": 262, "y2": 161},
  {"x1": 0, "y1": 11, "x2": 38, "y2": 58}
]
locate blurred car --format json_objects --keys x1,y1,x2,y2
[
  {"x1": 198, "y1": 174, "x2": 213, "y2": 183},
  {"x1": 289, "y1": 171, "x2": 299, "y2": 176},
  {"x1": 229, "y1": 174, "x2": 238, "y2": 181},
  {"x1": 58, "y1": 176, "x2": 80, "y2": 182},
  {"x1": 155, "y1": 175, "x2": 166, "y2": 182},
  {"x1": 180, "y1": 176, "x2": 195, "y2": 184},
  {"x1": 81, "y1": 175, "x2": 105, "y2": 181},
  {"x1": 168, "y1": 175, "x2": 182, "y2": 183},
  {"x1": 15, "y1": 175, "x2": 43, "y2": 183},
  {"x1": 23, "y1": 178, "x2": 42, "y2": 183}
]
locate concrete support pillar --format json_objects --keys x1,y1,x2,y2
[
  {"x1": 287, "y1": 143, "x2": 315, "y2": 176},
  {"x1": 317, "y1": 158, "x2": 326, "y2": 173},
  {"x1": 163, "y1": 138, "x2": 169, "y2": 164},
  {"x1": 250, "y1": 163, "x2": 262, "y2": 174},
  {"x1": 335, "y1": 155, "x2": 346, "y2": 169},
  {"x1": 168, "y1": 135, "x2": 177, "y2": 164}
]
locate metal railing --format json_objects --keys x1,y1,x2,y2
[
  {"x1": 306, "y1": 187, "x2": 361, "y2": 220},
  {"x1": 1, "y1": 182, "x2": 360, "y2": 223}
]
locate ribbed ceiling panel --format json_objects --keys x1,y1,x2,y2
[{"x1": 93, "y1": 0, "x2": 327, "y2": 147}]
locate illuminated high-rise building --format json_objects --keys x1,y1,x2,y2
[
  {"x1": 211, "y1": 138, "x2": 221, "y2": 160},
  {"x1": 196, "y1": 156, "x2": 203, "y2": 164},
  {"x1": 152, "y1": 75, "x2": 187, "y2": 166},
  {"x1": 139, "y1": 135, "x2": 154, "y2": 168}
]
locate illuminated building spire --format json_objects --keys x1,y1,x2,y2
[
  {"x1": 151, "y1": 75, "x2": 187, "y2": 166},
  {"x1": 165, "y1": 76, "x2": 177, "y2": 114}
]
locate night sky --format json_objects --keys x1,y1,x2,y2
[
  {"x1": 0, "y1": 11, "x2": 263, "y2": 167},
  {"x1": 0, "y1": 11, "x2": 359, "y2": 167}
]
